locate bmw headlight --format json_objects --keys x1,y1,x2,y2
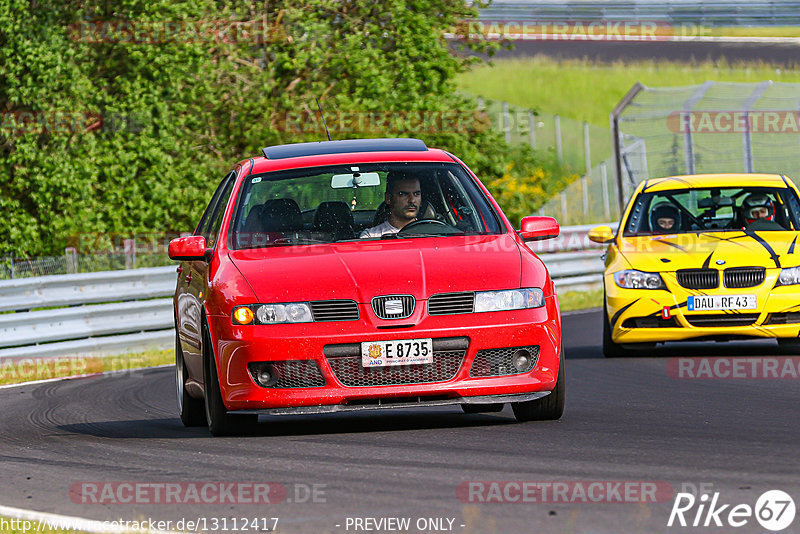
[
  {"x1": 232, "y1": 302, "x2": 313, "y2": 324},
  {"x1": 614, "y1": 270, "x2": 666, "y2": 290},
  {"x1": 777, "y1": 266, "x2": 800, "y2": 286},
  {"x1": 474, "y1": 288, "x2": 545, "y2": 312}
]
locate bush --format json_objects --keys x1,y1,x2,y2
[{"x1": 0, "y1": 0, "x2": 568, "y2": 256}]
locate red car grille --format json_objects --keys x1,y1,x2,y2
[
  {"x1": 323, "y1": 337, "x2": 468, "y2": 387},
  {"x1": 428, "y1": 292, "x2": 475, "y2": 315},
  {"x1": 371, "y1": 295, "x2": 415, "y2": 320},
  {"x1": 309, "y1": 299, "x2": 359, "y2": 321}
]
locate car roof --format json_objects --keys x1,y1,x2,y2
[
  {"x1": 240, "y1": 138, "x2": 456, "y2": 175},
  {"x1": 642, "y1": 173, "x2": 791, "y2": 192}
]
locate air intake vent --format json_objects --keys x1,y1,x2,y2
[
  {"x1": 677, "y1": 269, "x2": 719, "y2": 290},
  {"x1": 684, "y1": 314, "x2": 759, "y2": 327},
  {"x1": 310, "y1": 300, "x2": 359, "y2": 321},
  {"x1": 428, "y1": 292, "x2": 475, "y2": 315},
  {"x1": 723, "y1": 267, "x2": 765, "y2": 289},
  {"x1": 372, "y1": 295, "x2": 415, "y2": 320}
]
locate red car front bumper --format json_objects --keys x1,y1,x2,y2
[{"x1": 207, "y1": 298, "x2": 561, "y2": 413}]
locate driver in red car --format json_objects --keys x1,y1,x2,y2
[{"x1": 360, "y1": 171, "x2": 421, "y2": 237}]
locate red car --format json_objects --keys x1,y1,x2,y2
[{"x1": 169, "y1": 138, "x2": 564, "y2": 435}]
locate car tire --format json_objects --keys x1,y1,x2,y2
[
  {"x1": 777, "y1": 338, "x2": 800, "y2": 354},
  {"x1": 202, "y1": 325, "x2": 258, "y2": 437},
  {"x1": 602, "y1": 304, "x2": 632, "y2": 358},
  {"x1": 511, "y1": 345, "x2": 565, "y2": 422},
  {"x1": 176, "y1": 331, "x2": 205, "y2": 427},
  {"x1": 461, "y1": 403, "x2": 504, "y2": 414}
]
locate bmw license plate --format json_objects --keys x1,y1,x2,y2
[
  {"x1": 687, "y1": 294, "x2": 757, "y2": 311},
  {"x1": 361, "y1": 338, "x2": 434, "y2": 368}
]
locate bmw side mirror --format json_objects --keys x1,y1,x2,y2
[{"x1": 588, "y1": 225, "x2": 615, "y2": 244}]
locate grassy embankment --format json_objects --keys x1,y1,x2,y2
[
  {"x1": 456, "y1": 57, "x2": 800, "y2": 126},
  {"x1": 0, "y1": 350, "x2": 172, "y2": 386}
]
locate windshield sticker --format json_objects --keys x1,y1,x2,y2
[{"x1": 252, "y1": 177, "x2": 262, "y2": 184}]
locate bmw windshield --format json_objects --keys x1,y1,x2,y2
[{"x1": 623, "y1": 186, "x2": 800, "y2": 236}]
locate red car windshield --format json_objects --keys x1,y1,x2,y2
[{"x1": 228, "y1": 162, "x2": 503, "y2": 249}]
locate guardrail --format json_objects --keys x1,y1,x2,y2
[
  {"x1": 0, "y1": 225, "x2": 608, "y2": 360},
  {"x1": 0, "y1": 266, "x2": 177, "y2": 361},
  {"x1": 479, "y1": 1, "x2": 800, "y2": 26}
]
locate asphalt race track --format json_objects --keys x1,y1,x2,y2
[
  {"x1": 2, "y1": 309, "x2": 799, "y2": 533},
  {"x1": 453, "y1": 39, "x2": 800, "y2": 65}
]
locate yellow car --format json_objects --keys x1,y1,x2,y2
[{"x1": 589, "y1": 173, "x2": 800, "y2": 357}]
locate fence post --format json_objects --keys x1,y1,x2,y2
[
  {"x1": 528, "y1": 110, "x2": 536, "y2": 148},
  {"x1": 9, "y1": 256, "x2": 14, "y2": 280},
  {"x1": 124, "y1": 239, "x2": 136, "y2": 270},
  {"x1": 555, "y1": 114, "x2": 563, "y2": 163},
  {"x1": 560, "y1": 191, "x2": 568, "y2": 223},
  {"x1": 601, "y1": 162, "x2": 611, "y2": 220},
  {"x1": 743, "y1": 111, "x2": 754, "y2": 173},
  {"x1": 682, "y1": 111, "x2": 696, "y2": 174},
  {"x1": 502, "y1": 102, "x2": 511, "y2": 143},
  {"x1": 583, "y1": 121, "x2": 592, "y2": 175},
  {"x1": 65, "y1": 247, "x2": 77, "y2": 274}
]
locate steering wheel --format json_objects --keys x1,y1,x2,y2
[{"x1": 398, "y1": 219, "x2": 459, "y2": 234}]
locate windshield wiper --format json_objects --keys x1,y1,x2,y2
[{"x1": 270, "y1": 237, "x2": 329, "y2": 246}]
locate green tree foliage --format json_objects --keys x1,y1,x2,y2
[{"x1": 0, "y1": 0, "x2": 568, "y2": 256}]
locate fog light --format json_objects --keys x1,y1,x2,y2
[
  {"x1": 257, "y1": 368, "x2": 272, "y2": 384},
  {"x1": 512, "y1": 350, "x2": 532, "y2": 371},
  {"x1": 250, "y1": 363, "x2": 278, "y2": 387}
]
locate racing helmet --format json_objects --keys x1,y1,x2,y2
[
  {"x1": 742, "y1": 193, "x2": 775, "y2": 224},
  {"x1": 649, "y1": 203, "x2": 681, "y2": 233}
]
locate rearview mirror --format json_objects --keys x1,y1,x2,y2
[
  {"x1": 698, "y1": 197, "x2": 733, "y2": 208},
  {"x1": 519, "y1": 216, "x2": 559, "y2": 241},
  {"x1": 331, "y1": 172, "x2": 381, "y2": 189},
  {"x1": 169, "y1": 235, "x2": 208, "y2": 261},
  {"x1": 588, "y1": 225, "x2": 615, "y2": 244}
]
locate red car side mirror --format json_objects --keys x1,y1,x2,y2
[
  {"x1": 518, "y1": 216, "x2": 560, "y2": 241},
  {"x1": 169, "y1": 235, "x2": 209, "y2": 261}
]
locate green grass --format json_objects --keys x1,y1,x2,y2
[
  {"x1": 707, "y1": 26, "x2": 800, "y2": 38},
  {"x1": 558, "y1": 288, "x2": 603, "y2": 311},
  {"x1": 0, "y1": 349, "x2": 172, "y2": 386},
  {"x1": 456, "y1": 57, "x2": 800, "y2": 126}
]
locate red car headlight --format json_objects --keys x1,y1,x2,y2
[{"x1": 232, "y1": 303, "x2": 313, "y2": 324}]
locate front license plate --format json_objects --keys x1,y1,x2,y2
[
  {"x1": 361, "y1": 338, "x2": 434, "y2": 368},
  {"x1": 687, "y1": 294, "x2": 757, "y2": 311}
]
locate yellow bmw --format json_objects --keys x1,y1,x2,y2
[{"x1": 589, "y1": 173, "x2": 800, "y2": 357}]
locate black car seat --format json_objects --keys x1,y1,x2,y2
[
  {"x1": 313, "y1": 201, "x2": 355, "y2": 240},
  {"x1": 239, "y1": 199, "x2": 303, "y2": 247}
]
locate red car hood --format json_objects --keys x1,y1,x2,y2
[{"x1": 227, "y1": 234, "x2": 522, "y2": 303}]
